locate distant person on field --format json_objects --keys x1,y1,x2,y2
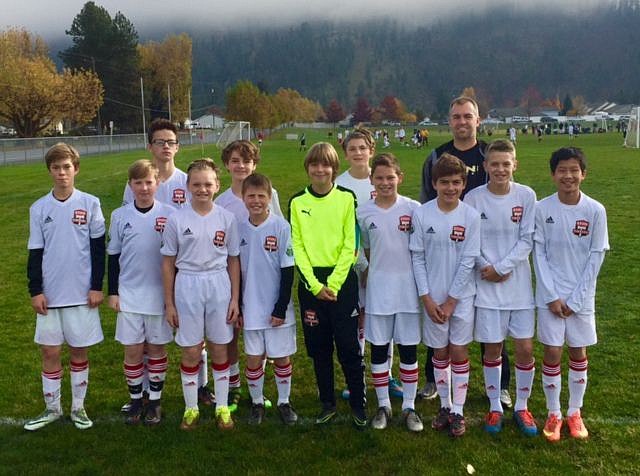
[
  {"x1": 299, "y1": 133, "x2": 307, "y2": 151},
  {"x1": 24, "y1": 143, "x2": 105, "y2": 431}
]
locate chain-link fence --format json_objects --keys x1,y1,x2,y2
[{"x1": 0, "y1": 130, "x2": 221, "y2": 166}]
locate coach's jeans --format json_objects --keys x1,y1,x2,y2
[{"x1": 298, "y1": 268, "x2": 366, "y2": 411}]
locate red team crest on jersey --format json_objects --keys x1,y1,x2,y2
[
  {"x1": 72, "y1": 209, "x2": 88, "y2": 225},
  {"x1": 511, "y1": 206, "x2": 523, "y2": 223},
  {"x1": 370, "y1": 190, "x2": 377, "y2": 199},
  {"x1": 573, "y1": 219, "x2": 590, "y2": 237},
  {"x1": 213, "y1": 230, "x2": 226, "y2": 247},
  {"x1": 450, "y1": 225, "x2": 466, "y2": 242},
  {"x1": 154, "y1": 217, "x2": 167, "y2": 232},
  {"x1": 172, "y1": 188, "x2": 186, "y2": 205},
  {"x1": 398, "y1": 215, "x2": 412, "y2": 232},
  {"x1": 304, "y1": 310, "x2": 319, "y2": 327},
  {"x1": 264, "y1": 235, "x2": 278, "y2": 252}
]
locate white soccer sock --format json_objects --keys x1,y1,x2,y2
[
  {"x1": 197, "y1": 348, "x2": 208, "y2": 388},
  {"x1": 229, "y1": 361, "x2": 241, "y2": 390},
  {"x1": 245, "y1": 365, "x2": 265, "y2": 405},
  {"x1": 274, "y1": 362, "x2": 293, "y2": 405},
  {"x1": 542, "y1": 361, "x2": 562, "y2": 418},
  {"x1": 451, "y1": 360, "x2": 470, "y2": 416},
  {"x1": 483, "y1": 357, "x2": 502, "y2": 413},
  {"x1": 568, "y1": 358, "x2": 588, "y2": 416},
  {"x1": 432, "y1": 357, "x2": 452, "y2": 410},
  {"x1": 399, "y1": 361, "x2": 419, "y2": 410},
  {"x1": 180, "y1": 363, "x2": 199, "y2": 409},
  {"x1": 70, "y1": 360, "x2": 89, "y2": 412},
  {"x1": 147, "y1": 354, "x2": 168, "y2": 401},
  {"x1": 124, "y1": 361, "x2": 144, "y2": 400},
  {"x1": 514, "y1": 360, "x2": 535, "y2": 412},
  {"x1": 213, "y1": 362, "x2": 230, "y2": 411},
  {"x1": 371, "y1": 362, "x2": 391, "y2": 409},
  {"x1": 42, "y1": 368, "x2": 62, "y2": 412}
]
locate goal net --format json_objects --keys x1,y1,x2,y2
[
  {"x1": 216, "y1": 121, "x2": 252, "y2": 148},
  {"x1": 624, "y1": 107, "x2": 640, "y2": 148}
]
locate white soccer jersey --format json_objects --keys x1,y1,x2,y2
[
  {"x1": 123, "y1": 168, "x2": 190, "y2": 209},
  {"x1": 409, "y1": 200, "x2": 480, "y2": 303},
  {"x1": 160, "y1": 205, "x2": 239, "y2": 272},
  {"x1": 28, "y1": 189, "x2": 105, "y2": 307},
  {"x1": 336, "y1": 171, "x2": 376, "y2": 206},
  {"x1": 464, "y1": 183, "x2": 536, "y2": 310},
  {"x1": 533, "y1": 192, "x2": 609, "y2": 313},
  {"x1": 107, "y1": 200, "x2": 175, "y2": 315},
  {"x1": 358, "y1": 195, "x2": 421, "y2": 314},
  {"x1": 214, "y1": 187, "x2": 283, "y2": 222},
  {"x1": 238, "y1": 214, "x2": 295, "y2": 330}
]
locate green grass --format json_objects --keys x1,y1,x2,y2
[{"x1": 1, "y1": 129, "x2": 639, "y2": 475}]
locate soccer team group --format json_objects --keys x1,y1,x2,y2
[{"x1": 24, "y1": 96, "x2": 608, "y2": 443}]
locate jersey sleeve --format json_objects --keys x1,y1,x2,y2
[
  {"x1": 27, "y1": 202, "x2": 45, "y2": 250},
  {"x1": 89, "y1": 197, "x2": 106, "y2": 239},
  {"x1": 449, "y1": 209, "x2": 480, "y2": 299},
  {"x1": 494, "y1": 190, "x2": 536, "y2": 276},
  {"x1": 326, "y1": 193, "x2": 357, "y2": 295},
  {"x1": 270, "y1": 188, "x2": 284, "y2": 218},
  {"x1": 278, "y1": 220, "x2": 294, "y2": 268},
  {"x1": 409, "y1": 210, "x2": 430, "y2": 296},
  {"x1": 226, "y1": 214, "x2": 240, "y2": 257},
  {"x1": 106, "y1": 209, "x2": 123, "y2": 255},
  {"x1": 533, "y1": 204, "x2": 559, "y2": 305},
  {"x1": 160, "y1": 214, "x2": 179, "y2": 257}
]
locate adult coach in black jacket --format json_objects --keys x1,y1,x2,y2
[{"x1": 417, "y1": 96, "x2": 512, "y2": 407}]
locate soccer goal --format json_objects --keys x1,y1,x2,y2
[
  {"x1": 623, "y1": 107, "x2": 640, "y2": 148},
  {"x1": 216, "y1": 121, "x2": 252, "y2": 149}
]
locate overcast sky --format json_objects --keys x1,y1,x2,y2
[{"x1": 4, "y1": 0, "x2": 608, "y2": 39}]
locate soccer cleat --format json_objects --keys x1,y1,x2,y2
[
  {"x1": 448, "y1": 412, "x2": 466, "y2": 437},
  {"x1": 352, "y1": 407, "x2": 368, "y2": 429},
  {"x1": 484, "y1": 411, "x2": 504, "y2": 434},
  {"x1": 124, "y1": 398, "x2": 144, "y2": 425},
  {"x1": 513, "y1": 409, "x2": 538, "y2": 436},
  {"x1": 23, "y1": 408, "x2": 62, "y2": 431},
  {"x1": 216, "y1": 406, "x2": 234, "y2": 430},
  {"x1": 402, "y1": 408, "x2": 424, "y2": 433},
  {"x1": 389, "y1": 377, "x2": 404, "y2": 399},
  {"x1": 197, "y1": 386, "x2": 215, "y2": 406},
  {"x1": 248, "y1": 403, "x2": 265, "y2": 426},
  {"x1": 500, "y1": 389, "x2": 513, "y2": 409},
  {"x1": 180, "y1": 407, "x2": 200, "y2": 430},
  {"x1": 121, "y1": 391, "x2": 149, "y2": 413},
  {"x1": 143, "y1": 401, "x2": 162, "y2": 426},
  {"x1": 543, "y1": 414, "x2": 563, "y2": 442},
  {"x1": 567, "y1": 411, "x2": 589, "y2": 439},
  {"x1": 277, "y1": 403, "x2": 298, "y2": 425},
  {"x1": 228, "y1": 388, "x2": 243, "y2": 413},
  {"x1": 70, "y1": 408, "x2": 93, "y2": 430},
  {"x1": 315, "y1": 406, "x2": 337, "y2": 425},
  {"x1": 432, "y1": 407, "x2": 451, "y2": 431},
  {"x1": 341, "y1": 388, "x2": 350, "y2": 400},
  {"x1": 417, "y1": 382, "x2": 438, "y2": 400},
  {"x1": 264, "y1": 397, "x2": 273, "y2": 410},
  {"x1": 371, "y1": 406, "x2": 392, "y2": 430}
]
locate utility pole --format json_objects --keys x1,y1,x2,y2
[
  {"x1": 140, "y1": 77, "x2": 146, "y2": 140},
  {"x1": 168, "y1": 83, "x2": 172, "y2": 122}
]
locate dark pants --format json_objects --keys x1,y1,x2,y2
[
  {"x1": 425, "y1": 344, "x2": 511, "y2": 390},
  {"x1": 298, "y1": 268, "x2": 366, "y2": 411}
]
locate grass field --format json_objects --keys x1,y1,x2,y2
[{"x1": 0, "y1": 129, "x2": 638, "y2": 475}]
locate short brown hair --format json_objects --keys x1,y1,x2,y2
[
  {"x1": 449, "y1": 96, "x2": 479, "y2": 116},
  {"x1": 304, "y1": 142, "x2": 340, "y2": 181},
  {"x1": 342, "y1": 128, "x2": 375, "y2": 152},
  {"x1": 432, "y1": 153, "x2": 467, "y2": 183},
  {"x1": 45, "y1": 143, "x2": 80, "y2": 170},
  {"x1": 485, "y1": 139, "x2": 516, "y2": 160},
  {"x1": 241, "y1": 173, "x2": 272, "y2": 197},
  {"x1": 148, "y1": 118, "x2": 178, "y2": 144},
  {"x1": 221, "y1": 140, "x2": 260, "y2": 165},
  {"x1": 128, "y1": 159, "x2": 159, "y2": 181},
  {"x1": 371, "y1": 153, "x2": 402, "y2": 176},
  {"x1": 186, "y1": 158, "x2": 219, "y2": 182}
]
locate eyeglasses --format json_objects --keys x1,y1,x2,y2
[{"x1": 151, "y1": 139, "x2": 179, "y2": 147}]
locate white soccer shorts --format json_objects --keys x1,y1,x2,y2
[
  {"x1": 365, "y1": 312, "x2": 421, "y2": 346},
  {"x1": 115, "y1": 311, "x2": 174, "y2": 346},
  {"x1": 34, "y1": 305, "x2": 103, "y2": 348},
  {"x1": 537, "y1": 308, "x2": 597, "y2": 348},
  {"x1": 422, "y1": 297, "x2": 474, "y2": 348},
  {"x1": 243, "y1": 325, "x2": 297, "y2": 358},
  {"x1": 474, "y1": 308, "x2": 535, "y2": 343}
]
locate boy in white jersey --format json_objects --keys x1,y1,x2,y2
[
  {"x1": 238, "y1": 174, "x2": 298, "y2": 426},
  {"x1": 215, "y1": 140, "x2": 283, "y2": 410},
  {"x1": 121, "y1": 119, "x2": 214, "y2": 410},
  {"x1": 161, "y1": 158, "x2": 240, "y2": 431},
  {"x1": 25, "y1": 143, "x2": 105, "y2": 431},
  {"x1": 358, "y1": 153, "x2": 422, "y2": 432},
  {"x1": 409, "y1": 153, "x2": 480, "y2": 438},
  {"x1": 108, "y1": 160, "x2": 174, "y2": 426},
  {"x1": 534, "y1": 147, "x2": 609, "y2": 442},
  {"x1": 464, "y1": 140, "x2": 538, "y2": 436},
  {"x1": 337, "y1": 129, "x2": 403, "y2": 400}
]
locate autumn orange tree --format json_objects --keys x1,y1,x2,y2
[
  {"x1": 139, "y1": 33, "x2": 192, "y2": 123},
  {"x1": 0, "y1": 28, "x2": 103, "y2": 137}
]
